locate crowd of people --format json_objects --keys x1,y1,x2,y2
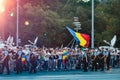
[{"x1": 0, "y1": 46, "x2": 120, "y2": 75}]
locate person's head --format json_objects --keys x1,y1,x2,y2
[
  {"x1": 16, "y1": 46, "x2": 19, "y2": 50},
  {"x1": 4, "y1": 46, "x2": 8, "y2": 50},
  {"x1": 106, "y1": 48, "x2": 108, "y2": 51}
]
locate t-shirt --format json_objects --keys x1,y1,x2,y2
[
  {"x1": 94, "y1": 52, "x2": 98, "y2": 57},
  {"x1": 3, "y1": 50, "x2": 9, "y2": 62},
  {"x1": 17, "y1": 50, "x2": 22, "y2": 56},
  {"x1": 45, "y1": 53, "x2": 50, "y2": 61},
  {"x1": 4, "y1": 50, "x2": 8, "y2": 56},
  {"x1": 104, "y1": 51, "x2": 109, "y2": 56}
]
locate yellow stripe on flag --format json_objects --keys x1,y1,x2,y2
[
  {"x1": 22, "y1": 58, "x2": 25, "y2": 61},
  {"x1": 75, "y1": 32, "x2": 87, "y2": 47}
]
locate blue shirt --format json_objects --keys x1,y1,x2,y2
[
  {"x1": 104, "y1": 51, "x2": 109, "y2": 56},
  {"x1": 17, "y1": 50, "x2": 22, "y2": 56},
  {"x1": 4, "y1": 50, "x2": 8, "y2": 56}
]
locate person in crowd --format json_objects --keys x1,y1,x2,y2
[
  {"x1": 9, "y1": 49, "x2": 16, "y2": 73},
  {"x1": 57, "y1": 49, "x2": 63, "y2": 70},
  {"x1": 91, "y1": 49, "x2": 98, "y2": 71},
  {"x1": 53, "y1": 50, "x2": 59, "y2": 70},
  {"x1": 0, "y1": 46, "x2": 10, "y2": 75},
  {"x1": 118, "y1": 52, "x2": 120, "y2": 68},
  {"x1": 0, "y1": 49, "x2": 3, "y2": 73},
  {"x1": 15, "y1": 47, "x2": 23, "y2": 74},
  {"x1": 29, "y1": 53, "x2": 37, "y2": 73},
  {"x1": 82, "y1": 49, "x2": 88, "y2": 72},
  {"x1": 71, "y1": 50, "x2": 76, "y2": 70},
  {"x1": 115, "y1": 50, "x2": 120, "y2": 68},
  {"x1": 104, "y1": 49, "x2": 111, "y2": 70},
  {"x1": 98, "y1": 49, "x2": 105, "y2": 71},
  {"x1": 22, "y1": 47, "x2": 30, "y2": 71},
  {"x1": 49, "y1": 50, "x2": 55, "y2": 71},
  {"x1": 38, "y1": 49, "x2": 45, "y2": 70}
]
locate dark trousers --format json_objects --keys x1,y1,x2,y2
[
  {"x1": 44, "y1": 61, "x2": 48, "y2": 70},
  {"x1": 99, "y1": 59, "x2": 104, "y2": 71},
  {"x1": 58, "y1": 59, "x2": 62, "y2": 70},
  {"x1": 106, "y1": 58, "x2": 110, "y2": 70},
  {"x1": 29, "y1": 65, "x2": 37, "y2": 73},
  {"x1": 91, "y1": 61, "x2": 97, "y2": 71},
  {"x1": 1, "y1": 62, "x2": 10, "y2": 75},
  {"x1": 16, "y1": 60, "x2": 22, "y2": 74},
  {"x1": 0, "y1": 63, "x2": 2, "y2": 73},
  {"x1": 83, "y1": 61, "x2": 88, "y2": 72},
  {"x1": 29, "y1": 62, "x2": 37, "y2": 73}
]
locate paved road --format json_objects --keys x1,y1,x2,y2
[{"x1": 0, "y1": 68, "x2": 120, "y2": 80}]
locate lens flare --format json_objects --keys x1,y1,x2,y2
[
  {"x1": 25, "y1": 21, "x2": 30, "y2": 26},
  {"x1": 0, "y1": 0, "x2": 5, "y2": 13}
]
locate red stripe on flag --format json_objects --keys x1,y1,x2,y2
[{"x1": 81, "y1": 34, "x2": 90, "y2": 47}]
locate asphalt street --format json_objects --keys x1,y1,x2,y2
[{"x1": 0, "y1": 68, "x2": 120, "y2": 80}]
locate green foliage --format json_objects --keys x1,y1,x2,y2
[{"x1": 4, "y1": 0, "x2": 120, "y2": 47}]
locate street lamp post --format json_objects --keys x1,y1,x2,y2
[
  {"x1": 91, "y1": 0, "x2": 94, "y2": 48},
  {"x1": 16, "y1": 0, "x2": 19, "y2": 46}
]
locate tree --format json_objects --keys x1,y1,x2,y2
[
  {"x1": 3, "y1": 0, "x2": 120, "y2": 47},
  {"x1": 94, "y1": 0, "x2": 120, "y2": 47}
]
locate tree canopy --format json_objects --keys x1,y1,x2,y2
[{"x1": 3, "y1": 0, "x2": 120, "y2": 48}]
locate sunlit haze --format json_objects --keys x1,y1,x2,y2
[
  {"x1": 0, "y1": 0, "x2": 15, "y2": 36},
  {"x1": 0, "y1": 0, "x2": 4, "y2": 12}
]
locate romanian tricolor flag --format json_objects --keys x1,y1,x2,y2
[
  {"x1": 62, "y1": 50, "x2": 69, "y2": 65},
  {"x1": 21, "y1": 57, "x2": 26, "y2": 64},
  {"x1": 62, "y1": 50, "x2": 69, "y2": 60},
  {"x1": 66, "y1": 27, "x2": 90, "y2": 47}
]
